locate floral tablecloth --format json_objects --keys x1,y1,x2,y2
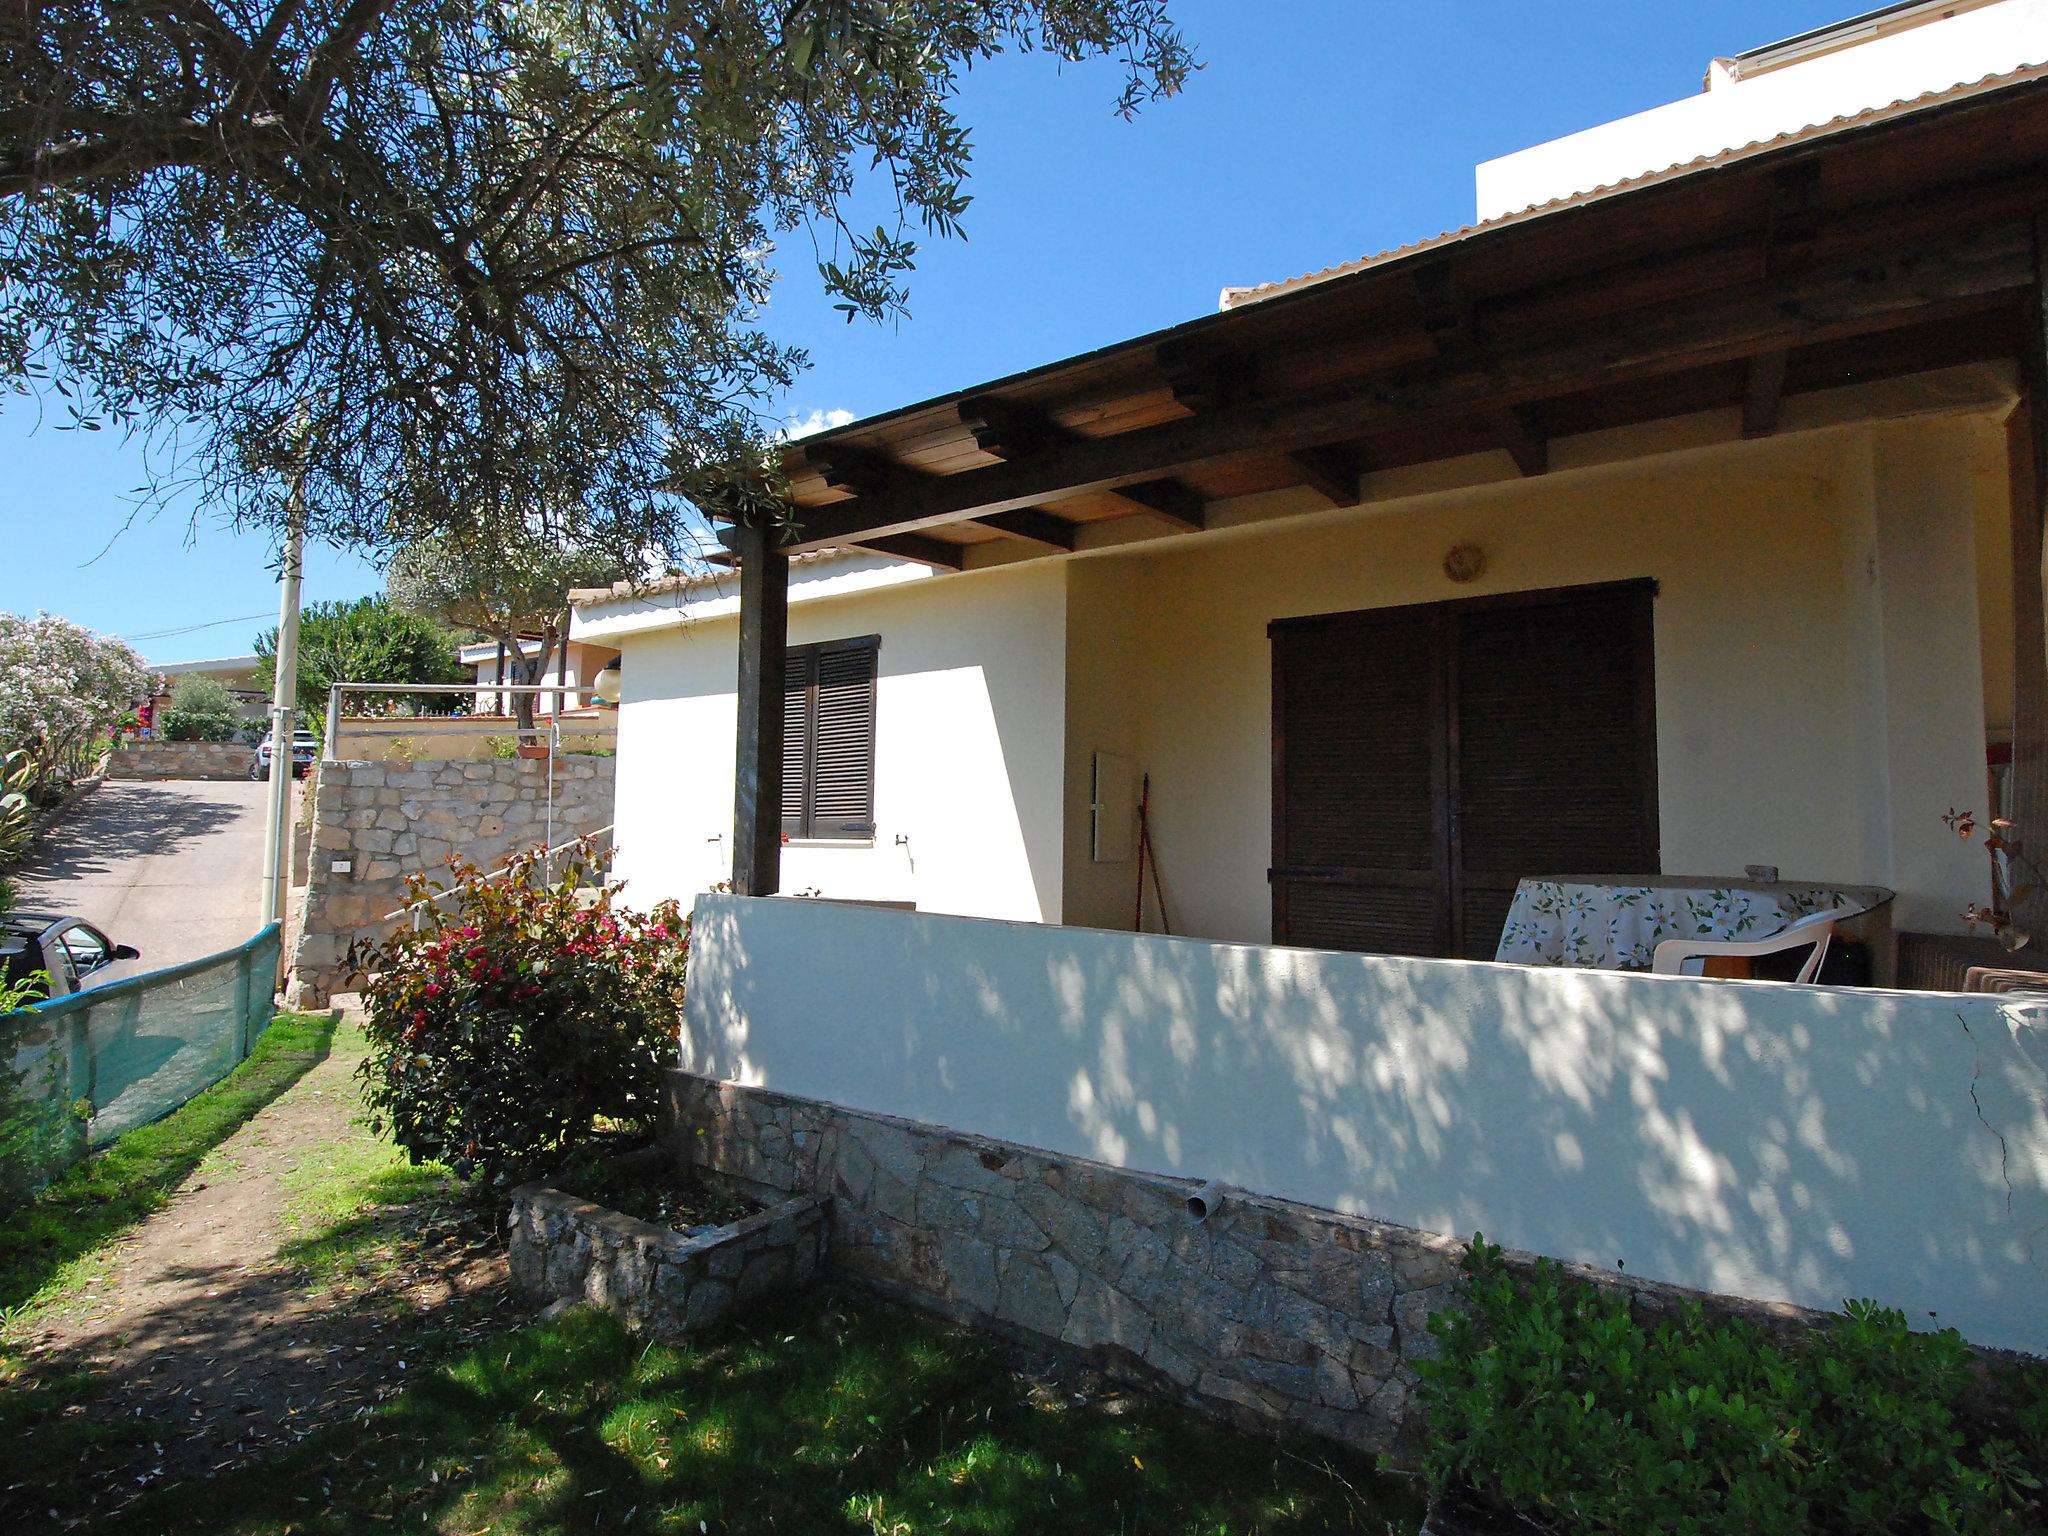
[{"x1": 1493, "y1": 880, "x2": 1863, "y2": 970}]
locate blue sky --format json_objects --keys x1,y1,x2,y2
[{"x1": 0, "y1": 1, "x2": 1854, "y2": 663}]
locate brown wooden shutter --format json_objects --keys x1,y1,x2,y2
[
  {"x1": 780, "y1": 635, "x2": 879, "y2": 840},
  {"x1": 809, "y1": 639, "x2": 879, "y2": 836},
  {"x1": 1270, "y1": 608, "x2": 1449, "y2": 955},
  {"x1": 780, "y1": 651, "x2": 813, "y2": 839},
  {"x1": 1450, "y1": 584, "x2": 1658, "y2": 957},
  {"x1": 1272, "y1": 580, "x2": 1658, "y2": 960}
]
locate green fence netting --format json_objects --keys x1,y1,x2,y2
[{"x1": 3, "y1": 924, "x2": 280, "y2": 1197}]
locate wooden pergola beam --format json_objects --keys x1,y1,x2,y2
[
  {"x1": 1494, "y1": 408, "x2": 1549, "y2": 477},
  {"x1": 780, "y1": 221, "x2": 2031, "y2": 553},
  {"x1": 852, "y1": 532, "x2": 966, "y2": 570},
  {"x1": 1742, "y1": 350, "x2": 1790, "y2": 439},
  {"x1": 729, "y1": 519, "x2": 787, "y2": 897},
  {"x1": 973, "y1": 508, "x2": 1077, "y2": 550},
  {"x1": 957, "y1": 396, "x2": 1210, "y2": 530},
  {"x1": 1287, "y1": 445, "x2": 1364, "y2": 507}
]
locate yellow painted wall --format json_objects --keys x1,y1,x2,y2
[{"x1": 1071, "y1": 415, "x2": 1997, "y2": 943}]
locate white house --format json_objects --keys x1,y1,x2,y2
[{"x1": 581, "y1": 6, "x2": 2048, "y2": 1362}]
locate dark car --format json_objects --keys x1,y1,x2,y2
[{"x1": 0, "y1": 914, "x2": 141, "y2": 1000}]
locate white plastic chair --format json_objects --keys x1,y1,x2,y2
[{"x1": 1651, "y1": 910, "x2": 1839, "y2": 983}]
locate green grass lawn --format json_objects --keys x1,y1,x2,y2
[
  {"x1": 104, "y1": 1291, "x2": 1427, "y2": 1536},
  {"x1": 0, "y1": 1009, "x2": 337, "y2": 1323}
]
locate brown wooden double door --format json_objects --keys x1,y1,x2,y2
[{"x1": 1270, "y1": 580, "x2": 1659, "y2": 960}]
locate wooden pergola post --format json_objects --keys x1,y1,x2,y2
[
  {"x1": 730, "y1": 517, "x2": 788, "y2": 896},
  {"x1": 2007, "y1": 214, "x2": 2048, "y2": 939}
]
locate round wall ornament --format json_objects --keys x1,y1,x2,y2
[{"x1": 1443, "y1": 544, "x2": 1486, "y2": 583}]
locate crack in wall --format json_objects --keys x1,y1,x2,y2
[{"x1": 1958, "y1": 1013, "x2": 2014, "y2": 1216}]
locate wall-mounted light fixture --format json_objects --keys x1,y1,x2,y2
[{"x1": 1443, "y1": 544, "x2": 1487, "y2": 583}]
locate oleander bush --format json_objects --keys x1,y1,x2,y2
[
  {"x1": 1420, "y1": 1237, "x2": 2048, "y2": 1534},
  {"x1": 352, "y1": 845, "x2": 688, "y2": 1185}
]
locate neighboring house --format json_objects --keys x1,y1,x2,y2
[
  {"x1": 586, "y1": 5, "x2": 2048, "y2": 1358},
  {"x1": 459, "y1": 634, "x2": 621, "y2": 716},
  {"x1": 149, "y1": 654, "x2": 270, "y2": 726}
]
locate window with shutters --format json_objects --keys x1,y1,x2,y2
[{"x1": 781, "y1": 634, "x2": 879, "y2": 841}]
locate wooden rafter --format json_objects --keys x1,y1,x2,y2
[
  {"x1": 957, "y1": 396, "x2": 1209, "y2": 531},
  {"x1": 1494, "y1": 407, "x2": 1549, "y2": 477},
  {"x1": 853, "y1": 533, "x2": 965, "y2": 570},
  {"x1": 974, "y1": 508, "x2": 1076, "y2": 550},
  {"x1": 1287, "y1": 445, "x2": 1365, "y2": 507},
  {"x1": 782, "y1": 216, "x2": 2032, "y2": 553},
  {"x1": 1742, "y1": 350, "x2": 1790, "y2": 439}
]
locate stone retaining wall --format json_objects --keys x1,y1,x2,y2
[
  {"x1": 287, "y1": 755, "x2": 612, "y2": 1005},
  {"x1": 105, "y1": 741, "x2": 253, "y2": 780},
  {"x1": 665, "y1": 1071, "x2": 1838, "y2": 1462},
  {"x1": 508, "y1": 1183, "x2": 826, "y2": 1338}
]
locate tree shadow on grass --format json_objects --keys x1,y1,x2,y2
[
  {"x1": 102, "y1": 1289, "x2": 1428, "y2": 1536},
  {"x1": 0, "y1": 1011, "x2": 337, "y2": 1317}
]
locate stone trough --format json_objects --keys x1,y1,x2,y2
[{"x1": 507, "y1": 1176, "x2": 827, "y2": 1338}]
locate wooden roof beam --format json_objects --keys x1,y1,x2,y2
[
  {"x1": 1495, "y1": 407, "x2": 1549, "y2": 477},
  {"x1": 780, "y1": 221, "x2": 2032, "y2": 552},
  {"x1": 973, "y1": 508, "x2": 1077, "y2": 551},
  {"x1": 853, "y1": 533, "x2": 965, "y2": 570},
  {"x1": 959, "y1": 395, "x2": 1208, "y2": 530},
  {"x1": 1287, "y1": 445, "x2": 1365, "y2": 507},
  {"x1": 1742, "y1": 350, "x2": 1790, "y2": 439}
]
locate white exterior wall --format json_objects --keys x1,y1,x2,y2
[
  {"x1": 1475, "y1": 0, "x2": 2048, "y2": 220},
  {"x1": 597, "y1": 558, "x2": 1067, "y2": 922},
  {"x1": 1075, "y1": 416, "x2": 1995, "y2": 946},
  {"x1": 686, "y1": 894, "x2": 2048, "y2": 1354}
]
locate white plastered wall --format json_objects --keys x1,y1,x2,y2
[
  {"x1": 601, "y1": 558, "x2": 1068, "y2": 923},
  {"x1": 686, "y1": 893, "x2": 2048, "y2": 1353},
  {"x1": 1062, "y1": 414, "x2": 1997, "y2": 945},
  {"x1": 1474, "y1": 0, "x2": 2048, "y2": 221}
]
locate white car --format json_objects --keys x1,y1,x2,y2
[{"x1": 250, "y1": 729, "x2": 321, "y2": 779}]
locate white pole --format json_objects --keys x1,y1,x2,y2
[{"x1": 260, "y1": 476, "x2": 306, "y2": 958}]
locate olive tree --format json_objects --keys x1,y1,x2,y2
[
  {"x1": 386, "y1": 532, "x2": 625, "y2": 731},
  {"x1": 2, "y1": 1, "x2": 1194, "y2": 566}
]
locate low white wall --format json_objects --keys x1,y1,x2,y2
[{"x1": 684, "y1": 893, "x2": 2048, "y2": 1355}]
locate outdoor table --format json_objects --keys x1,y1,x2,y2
[{"x1": 1493, "y1": 878, "x2": 1873, "y2": 970}]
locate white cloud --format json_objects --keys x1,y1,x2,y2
[{"x1": 781, "y1": 407, "x2": 856, "y2": 440}]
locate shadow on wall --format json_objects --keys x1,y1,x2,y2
[{"x1": 681, "y1": 894, "x2": 2048, "y2": 1355}]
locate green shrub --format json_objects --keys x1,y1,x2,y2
[
  {"x1": 1420, "y1": 1237, "x2": 2047, "y2": 1534},
  {"x1": 351, "y1": 846, "x2": 688, "y2": 1184},
  {"x1": 168, "y1": 673, "x2": 240, "y2": 715},
  {"x1": 160, "y1": 707, "x2": 237, "y2": 742}
]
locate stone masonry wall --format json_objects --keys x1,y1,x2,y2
[
  {"x1": 288, "y1": 755, "x2": 612, "y2": 1005},
  {"x1": 105, "y1": 740, "x2": 253, "y2": 780},
  {"x1": 508, "y1": 1184, "x2": 827, "y2": 1339},
  {"x1": 665, "y1": 1072, "x2": 1841, "y2": 1463}
]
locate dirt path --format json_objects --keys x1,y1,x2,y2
[{"x1": 10, "y1": 1020, "x2": 514, "y2": 1523}]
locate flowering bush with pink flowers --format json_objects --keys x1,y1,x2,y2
[{"x1": 353, "y1": 846, "x2": 689, "y2": 1184}]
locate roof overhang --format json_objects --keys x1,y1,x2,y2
[{"x1": 729, "y1": 67, "x2": 2048, "y2": 569}]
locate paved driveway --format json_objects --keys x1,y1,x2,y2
[{"x1": 12, "y1": 779, "x2": 274, "y2": 976}]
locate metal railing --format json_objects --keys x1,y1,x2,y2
[
  {"x1": 322, "y1": 681, "x2": 599, "y2": 759},
  {"x1": 381, "y1": 825, "x2": 615, "y2": 927}
]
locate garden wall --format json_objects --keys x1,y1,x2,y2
[
  {"x1": 680, "y1": 894, "x2": 2048, "y2": 1357},
  {"x1": 665, "y1": 1072, "x2": 1850, "y2": 1460},
  {"x1": 105, "y1": 741, "x2": 252, "y2": 780},
  {"x1": 287, "y1": 755, "x2": 612, "y2": 1006}
]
